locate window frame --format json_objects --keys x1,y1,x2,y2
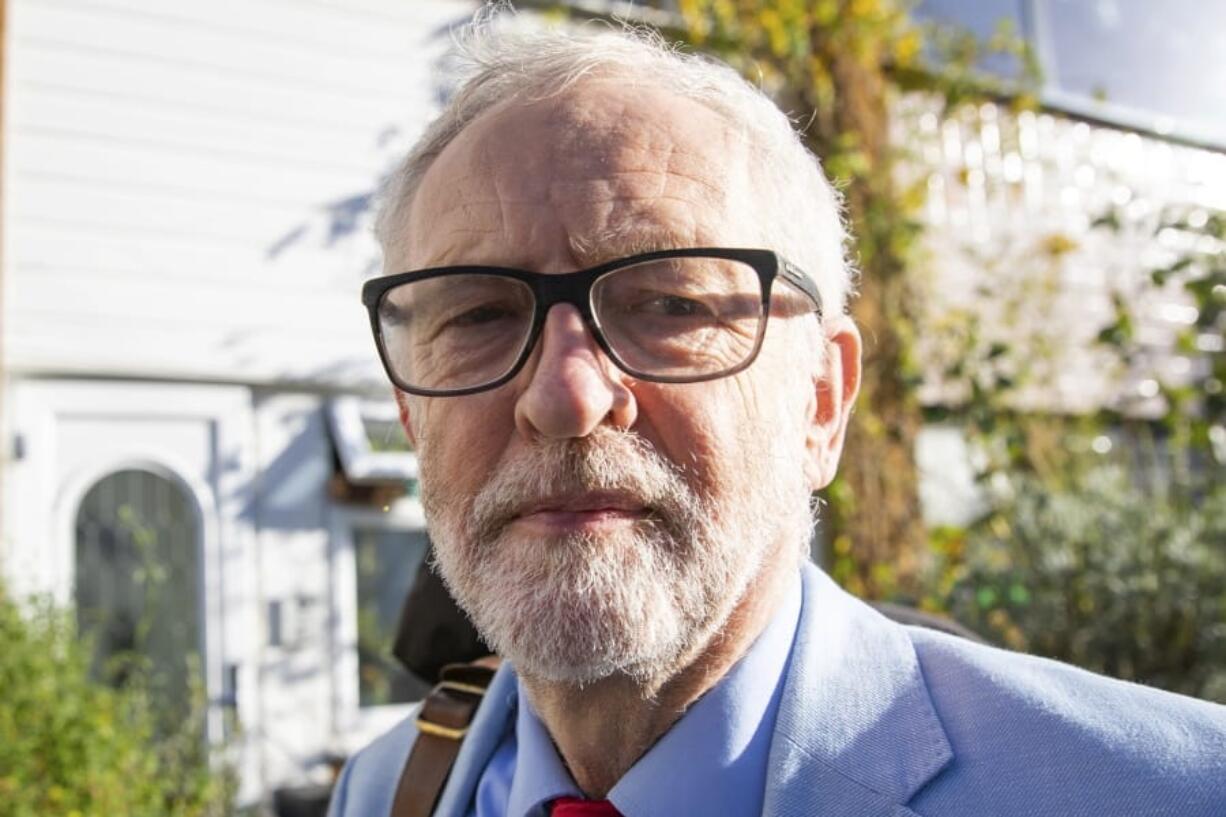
[{"x1": 328, "y1": 502, "x2": 430, "y2": 748}]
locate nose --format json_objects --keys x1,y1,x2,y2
[{"x1": 514, "y1": 304, "x2": 638, "y2": 439}]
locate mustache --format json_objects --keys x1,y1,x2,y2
[{"x1": 467, "y1": 427, "x2": 701, "y2": 545}]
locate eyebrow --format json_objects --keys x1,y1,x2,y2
[{"x1": 568, "y1": 222, "x2": 700, "y2": 268}]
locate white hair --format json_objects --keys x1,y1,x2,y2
[{"x1": 375, "y1": 9, "x2": 856, "y2": 316}]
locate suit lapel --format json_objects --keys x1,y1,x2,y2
[
  {"x1": 427, "y1": 565, "x2": 952, "y2": 817},
  {"x1": 431, "y1": 664, "x2": 519, "y2": 817},
  {"x1": 763, "y1": 564, "x2": 953, "y2": 817}
]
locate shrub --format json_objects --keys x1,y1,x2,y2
[
  {"x1": 0, "y1": 585, "x2": 235, "y2": 817},
  {"x1": 928, "y1": 468, "x2": 1226, "y2": 703}
]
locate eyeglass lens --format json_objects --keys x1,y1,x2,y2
[{"x1": 376, "y1": 256, "x2": 767, "y2": 393}]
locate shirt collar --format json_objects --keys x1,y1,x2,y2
[
  {"x1": 506, "y1": 571, "x2": 803, "y2": 817},
  {"x1": 505, "y1": 682, "x2": 583, "y2": 816}
]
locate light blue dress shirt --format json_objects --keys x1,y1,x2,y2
[{"x1": 466, "y1": 575, "x2": 803, "y2": 817}]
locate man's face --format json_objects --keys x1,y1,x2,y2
[{"x1": 392, "y1": 82, "x2": 856, "y2": 686}]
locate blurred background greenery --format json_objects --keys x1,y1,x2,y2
[{"x1": 0, "y1": 585, "x2": 235, "y2": 817}]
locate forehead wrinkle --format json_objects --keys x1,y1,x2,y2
[
  {"x1": 558, "y1": 183, "x2": 743, "y2": 265},
  {"x1": 408, "y1": 199, "x2": 506, "y2": 267},
  {"x1": 408, "y1": 82, "x2": 761, "y2": 273},
  {"x1": 538, "y1": 147, "x2": 735, "y2": 206},
  {"x1": 568, "y1": 219, "x2": 709, "y2": 268},
  {"x1": 541, "y1": 164, "x2": 735, "y2": 209},
  {"x1": 547, "y1": 170, "x2": 666, "y2": 202},
  {"x1": 661, "y1": 164, "x2": 734, "y2": 203},
  {"x1": 545, "y1": 165, "x2": 741, "y2": 267}
]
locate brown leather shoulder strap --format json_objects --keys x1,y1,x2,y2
[{"x1": 390, "y1": 661, "x2": 498, "y2": 817}]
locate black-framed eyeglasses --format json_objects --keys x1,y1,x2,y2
[{"x1": 361, "y1": 247, "x2": 823, "y2": 397}]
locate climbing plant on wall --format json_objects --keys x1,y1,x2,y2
[{"x1": 672, "y1": 0, "x2": 1038, "y2": 597}]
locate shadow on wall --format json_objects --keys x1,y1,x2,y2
[
  {"x1": 265, "y1": 14, "x2": 469, "y2": 270},
  {"x1": 239, "y1": 396, "x2": 332, "y2": 533}
]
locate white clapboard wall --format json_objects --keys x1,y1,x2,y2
[{"x1": 3, "y1": 0, "x2": 476, "y2": 390}]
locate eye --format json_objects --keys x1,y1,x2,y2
[
  {"x1": 636, "y1": 294, "x2": 715, "y2": 318},
  {"x1": 378, "y1": 300, "x2": 407, "y2": 327},
  {"x1": 447, "y1": 303, "x2": 516, "y2": 327}
]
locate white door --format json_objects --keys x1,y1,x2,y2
[{"x1": 7, "y1": 379, "x2": 258, "y2": 754}]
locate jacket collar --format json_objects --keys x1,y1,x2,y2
[
  {"x1": 432, "y1": 562, "x2": 953, "y2": 817},
  {"x1": 763, "y1": 564, "x2": 953, "y2": 817}
]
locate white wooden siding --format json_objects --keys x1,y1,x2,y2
[{"x1": 3, "y1": 0, "x2": 476, "y2": 388}]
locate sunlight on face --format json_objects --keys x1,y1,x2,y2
[
  {"x1": 404, "y1": 82, "x2": 821, "y2": 685},
  {"x1": 423, "y1": 423, "x2": 811, "y2": 684}
]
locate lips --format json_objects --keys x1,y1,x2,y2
[
  {"x1": 511, "y1": 491, "x2": 650, "y2": 531},
  {"x1": 518, "y1": 491, "x2": 646, "y2": 516}
]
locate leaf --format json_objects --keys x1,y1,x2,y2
[{"x1": 1091, "y1": 209, "x2": 1122, "y2": 232}]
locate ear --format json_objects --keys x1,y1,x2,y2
[
  {"x1": 803, "y1": 317, "x2": 862, "y2": 491},
  {"x1": 393, "y1": 389, "x2": 419, "y2": 449}
]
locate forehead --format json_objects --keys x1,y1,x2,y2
[{"x1": 403, "y1": 80, "x2": 760, "y2": 269}]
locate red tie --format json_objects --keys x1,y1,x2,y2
[{"x1": 548, "y1": 796, "x2": 624, "y2": 817}]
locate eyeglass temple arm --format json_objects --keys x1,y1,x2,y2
[{"x1": 778, "y1": 258, "x2": 824, "y2": 318}]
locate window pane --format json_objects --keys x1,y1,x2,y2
[
  {"x1": 914, "y1": 0, "x2": 1029, "y2": 79},
  {"x1": 1039, "y1": 0, "x2": 1226, "y2": 144},
  {"x1": 355, "y1": 527, "x2": 430, "y2": 706},
  {"x1": 361, "y1": 416, "x2": 414, "y2": 454},
  {"x1": 916, "y1": 0, "x2": 1226, "y2": 146},
  {"x1": 75, "y1": 468, "x2": 201, "y2": 727}
]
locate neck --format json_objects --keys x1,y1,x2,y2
[{"x1": 518, "y1": 549, "x2": 799, "y2": 799}]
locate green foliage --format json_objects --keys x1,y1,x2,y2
[
  {"x1": 919, "y1": 202, "x2": 1224, "y2": 703},
  {"x1": 0, "y1": 586, "x2": 235, "y2": 817},
  {"x1": 1095, "y1": 205, "x2": 1226, "y2": 467},
  {"x1": 923, "y1": 229, "x2": 1094, "y2": 482},
  {"x1": 925, "y1": 469, "x2": 1226, "y2": 703}
]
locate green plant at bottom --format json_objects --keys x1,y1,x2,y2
[
  {"x1": 0, "y1": 586, "x2": 235, "y2": 817},
  {"x1": 925, "y1": 468, "x2": 1226, "y2": 704}
]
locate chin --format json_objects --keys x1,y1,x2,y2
[{"x1": 438, "y1": 526, "x2": 706, "y2": 686}]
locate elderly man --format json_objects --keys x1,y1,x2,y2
[{"x1": 330, "y1": 20, "x2": 1226, "y2": 817}]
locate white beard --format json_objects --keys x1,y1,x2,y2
[{"x1": 420, "y1": 425, "x2": 811, "y2": 686}]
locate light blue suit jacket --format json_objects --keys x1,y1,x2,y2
[{"x1": 329, "y1": 563, "x2": 1226, "y2": 816}]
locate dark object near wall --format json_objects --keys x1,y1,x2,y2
[
  {"x1": 872, "y1": 601, "x2": 986, "y2": 643},
  {"x1": 274, "y1": 754, "x2": 346, "y2": 817},
  {"x1": 393, "y1": 554, "x2": 489, "y2": 684},
  {"x1": 273, "y1": 784, "x2": 332, "y2": 817},
  {"x1": 392, "y1": 556, "x2": 983, "y2": 683}
]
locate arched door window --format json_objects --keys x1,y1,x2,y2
[{"x1": 74, "y1": 468, "x2": 202, "y2": 724}]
